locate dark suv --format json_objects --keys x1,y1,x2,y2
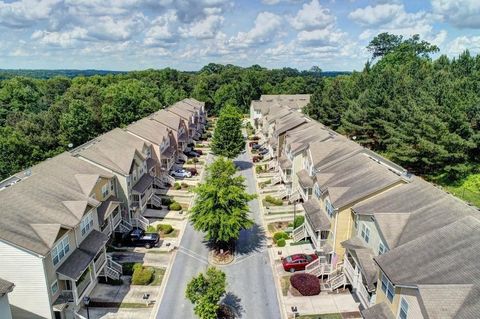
[{"x1": 118, "y1": 228, "x2": 160, "y2": 249}]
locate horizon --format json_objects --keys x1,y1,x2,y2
[{"x1": 0, "y1": 0, "x2": 478, "y2": 71}]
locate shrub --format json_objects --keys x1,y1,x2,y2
[
  {"x1": 187, "y1": 159, "x2": 194, "y2": 164},
  {"x1": 187, "y1": 168, "x2": 198, "y2": 176},
  {"x1": 146, "y1": 225, "x2": 156, "y2": 233},
  {"x1": 174, "y1": 182, "x2": 181, "y2": 190},
  {"x1": 293, "y1": 216, "x2": 305, "y2": 228},
  {"x1": 181, "y1": 182, "x2": 189, "y2": 189},
  {"x1": 169, "y1": 202, "x2": 182, "y2": 211},
  {"x1": 265, "y1": 195, "x2": 283, "y2": 206},
  {"x1": 290, "y1": 273, "x2": 320, "y2": 296},
  {"x1": 132, "y1": 265, "x2": 154, "y2": 285},
  {"x1": 123, "y1": 262, "x2": 142, "y2": 276},
  {"x1": 196, "y1": 143, "x2": 204, "y2": 147},
  {"x1": 255, "y1": 166, "x2": 264, "y2": 174},
  {"x1": 273, "y1": 231, "x2": 289, "y2": 243},
  {"x1": 157, "y1": 224, "x2": 173, "y2": 234},
  {"x1": 276, "y1": 238, "x2": 286, "y2": 247}
]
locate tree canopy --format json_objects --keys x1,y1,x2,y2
[
  {"x1": 185, "y1": 267, "x2": 226, "y2": 319},
  {"x1": 211, "y1": 104, "x2": 245, "y2": 158},
  {"x1": 189, "y1": 157, "x2": 255, "y2": 247},
  {"x1": 0, "y1": 65, "x2": 319, "y2": 180},
  {"x1": 304, "y1": 33, "x2": 479, "y2": 181}
]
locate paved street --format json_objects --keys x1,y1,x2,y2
[{"x1": 156, "y1": 146, "x2": 281, "y2": 319}]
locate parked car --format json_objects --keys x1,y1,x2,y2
[
  {"x1": 194, "y1": 149, "x2": 203, "y2": 155},
  {"x1": 187, "y1": 168, "x2": 198, "y2": 176},
  {"x1": 282, "y1": 253, "x2": 318, "y2": 273},
  {"x1": 184, "y1": 150, "x2": 199, "y2": 158},
  {"x1": 171, "y1": 169, "x2": 192, "y2": 178},
  {"x1": 259, "y1": 148, "x2": 269, "y2": 155},
  {"x1": 252, "y1": 143, "x2": 261, "y2": 150},
  {"x1": 118, "y1": 228, "x2": 160, "y2": 249},
  {"x1": 175, "y1": 158, "x2": 185, "y2": 165},
  {"x1": 249, "y1": 141, "x2": 258, "y2": 147},
  {"x1": 252, "y1": 155, "x2": 263, "y2": 162}
]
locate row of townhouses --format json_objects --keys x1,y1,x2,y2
[
  {"x1": 0, "y1": 98, "x2": 206, "y2": 319},
  {"x1": 251, "y1": 94, "x2": 480, "y2": 319}
]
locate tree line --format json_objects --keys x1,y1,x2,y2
[
  {"x1": 0, "y1": 65, "x2": 321, "y2": 179},
  {"x1": 304, "y1": 33, "x2": 480, "y2": 182}
]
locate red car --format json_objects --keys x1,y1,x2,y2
[{"x1": 282, "y1": 254, "x2": 318, "y2": 273}]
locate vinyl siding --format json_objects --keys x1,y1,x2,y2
[
  {"x1": 356, "y1": 215, "x2": 385, "y2": 255},
  {"x1": 333, "y1": 207, "x2": 353, "y2": 260},
  {"x1": 291, "y1": 153, "x2": 303, "y2": 192},
  {"x1": 398, "y1": 288, "x2": 427, "y2": 319},
  {"x1": 74, "y1": 208, "x2": 101, "y2": 247},
  {"x1": 0, "y1": 240, "x2": 52, "y2": 319}
]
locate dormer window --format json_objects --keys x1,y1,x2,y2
[
  {"x1": 80, "y1": 211, "x2": 94, "y2": 237},
  {"x1": 101, "y1": 183, "x2": 109, "y2": 198}
]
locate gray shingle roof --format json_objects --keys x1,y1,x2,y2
[
  {"x1": 309, "y1": 137, "x2": 362, "y2": 169},
  {"x1": 417, "y1": 284, "x2": 476, "y2": 319},
  {"x1": 0, "y1": 153, "x2": 111, "y2": 256},
  {"x1": 151, "y1": 109, "x2": 181, "y2": 132},
  {"x1": 303, "y1": 198, "x2": 331, "y2": 231},
  {"x1": 127, "y1": 117, "x2": 170, "y2": 145},
  {"x1": 274, "y1": 113, "x2": 307, "y2": 137},
  {"x1": 342, "y1": 237, "x2": 378, "y2": 291},
  {"x1": 296, "y1": 169, "x2": 314, "y2": 188},
  {"x1": 375, "y1": 216, "x2": 480, "y2": 287},
  {"x1": 315, "y1": 153, "x2": 403, "y2": 209},
  {"x1": 97, "y1": 196, "x2": 121, "y2": 223},
  {"x1": 361, "y1": 302, "x2": 394, "y2": 319},
  {"x1": 0, "y1": 278, "x2": 14, "y2": 295},
  {"x1": 132, "y1": 174, "x2": 153, "y2": 194},
  {"x1": 75, "y1": 128, "x2": 149, "y2": 176}
]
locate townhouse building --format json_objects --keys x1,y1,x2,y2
[
  {"x1": 252, "y1": 94, "x2": 480, "y2": 317},
  {"x1": 72, "y1": 128, "x2": 162, "y2": 229},
  {"x1": 0, "y1": 153, "x2": 122, "y2": 319},
  {"x1": 167, "y1": 102, "x2": 200, "y2": 142},
  {"x1": 151, "y1": 109, "x2": 190, "y2": 156}
]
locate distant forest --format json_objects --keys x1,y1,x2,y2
[{"x1": 0, "y1": 64, "x2": 323, "y2": 179}]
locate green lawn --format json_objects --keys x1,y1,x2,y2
[
  {"x1": 150, "y1": 267, "x2": 166, "y2": 286},
  {"x1": 433, "y1": 173, "x2": 480, "y2": 207},
  {"x1": 280, "y1": 275, "x2": 291, "y2": 296}
]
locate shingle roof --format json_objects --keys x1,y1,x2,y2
[
  {"x1": 0, "y1": 152, "x2": 111, "y2": 256},
  {"x1": 0, "y1": 278, "x2": 14, "y2": 295},
  {"x1": 75, "y1": 128, "x2": 149, "y2": 175},
  {"x1": 132, "y1": 174, "x2": 153, "y2": 194},
  {"x1": 127, "y1": 117, "x2": 170, "y2": 145},
  {"x1": 375, "y1": 216, "x2": 480, "y2": 287},
  {"x1": 309, "y1": 137, "x2": 362, "y2": 169},
  {"x1": 296, "y1": 169, "x2": 314, "y2": 188},
  {"x1": 303, "y1": 198, "x2": 331, "y2": 231},
  {"x1": 168, "y1": 105, "x2": 194, "y2": 122},
  {"x1": 274, "y1": 113, "x2": 307, "y2": 137},
  {"x1": 341, "y1": 237, "x2": 378, "y2": 291},
  {"x1": 151, "y1": 109, "x2": 181, "y2": 131},
  {"x1": 260, "y1": 94, "x2": 310, "y2": 109},
  {"x1": 96, "y1": 196, "x2": 121, "y2": 223},
  {"x1": 361, "y1": 302, "x2": 394, "y2": 319},
  {"x1": 417, "y1": 284, "x2": 476, "y2": 319},
  {"x1": 315, "y1": 153, "x2": 403, "y2": 209}
]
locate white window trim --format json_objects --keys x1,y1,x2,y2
[
  {"x1": 51, "y1": 280, "x2": 59, "y2": 295},
  {"x1": 361, "y1": 224, "x2": 371, "y2": 243},
  {"x1": 80, "y1": 211, "x2": 94, "y2": 237},
  {"x1": 378, "y1": 242, "x2": 387, "y2": 255},
  {"x1": 381, "y1": 273, "x2": 395, "y2": 303},
  {"x1": 398, "y1": 297, "x2": 409, "y2": 319},
  {"x1": 52, "y1": 235, "x2": 70, "y2": 266}
]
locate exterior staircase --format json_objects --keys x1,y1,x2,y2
[
  {"x1": 119, "y1": 220, "x2": 133, "y2": 233},
  {"x1": 153, "y1": 176, "x2": 166, "y2": 189},
  {"x1": 135, "y1": 215, "x2": 150, "y2": 230},
  {"x1": 150, "y1": 194, "x2": 163, "y2": 208},
  {"x1": 271, "y1": 173, "x2": 282, "y2": 185},
  {"x1": 289, "y1": 192, "x2": 301, "y2": 202},
  {"x1": 321, "y1": 273, "x2": 347, "y2": 291},
  {"x1": 105, "y1": 257, "x2": 123, "y2": 280},
  {"x1": 305, "y1": 258, "x2": 333, "y2": 277},
  {"x1": 293, "y1": 224, "x2": 306, "y2": 242}
]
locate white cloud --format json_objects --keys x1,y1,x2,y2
[
  {"x1": 288, "y1": 0, "x2": 335, "y2": 31},
  {"x1": 446, "y1": 35, "x2": 480, "y2": 55},
  {"x1": 349, "y1": 4, "x2": 403, "y2": 26},
  {"x1": 180, "y1": 15, "x2": 224, "y2": 39},
  {"x1": 0, "y1": 0, "x2": 61, "y2": 28},
  {"x1": 297, "y1": 27, "x2": 346, "y2": 47},
  {"x1": 87, "y1": 14, "x2": 147, "y2": 41},
  {"x1": 431, "y1": 0, "x2": 480, "y2": 29},
  {"x1": 230, "y1": 11, "x2": 282, "y2": 48},
  {"x1": 31, "y1": 27, "x2": 88, "y2": 48},
  {"x1": 144, "y1": 11, "x2": 178, "y2": 46}
]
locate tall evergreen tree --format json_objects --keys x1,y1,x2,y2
[{"x1": 211, "y1": 104, "x2": 245, "y2": 158}]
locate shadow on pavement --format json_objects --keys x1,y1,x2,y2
[
  {"x1": 235, "y1": 223, "x2": 266, "y2": 256},
  {"x1": 221, "y1": 292, "x2": 244, "y2": 318},
  {"x1": 233, "y1": 160, "x2": 253, "y2": 171}
]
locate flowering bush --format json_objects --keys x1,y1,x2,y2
[{"x1": 290, "y1": 273, "x2": 320, "y2": 296}]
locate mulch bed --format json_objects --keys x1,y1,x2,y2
[{"x1": 217, "y1": 304, "x2": 235, "y2": 319}]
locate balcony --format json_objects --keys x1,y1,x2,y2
[
  {"x1": 75, "y1": 268, "x2": 93, "y2": 301},
  {"x1": 93, "y1": 251, "x2": 106, "y2": 276}
]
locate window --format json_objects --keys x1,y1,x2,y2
[
  {"x1": 398, "y1": 298, "x2": 409, "y2": 319},
  {"x1": 51, "y1": 280, "x2": 59, "y2": 295},
  {"x1": 52, "y1": 236, "x2": 70, "y2": 266},
  {"x1": 110, "y1": 180, "x2": 114, "y2": 193},
  {"x1": 325, "y1": 200, "x2": 334, "y2": 217},
  {"x1": 127, "y1": 176, "x2": 131, "y2": 188},
  {"x1": 314, "y1": 184, "x2": 321, "y2": 198},
  {"x1": 381, "y1": 273, "x2": 395, "y2": 302},
  {"x1": 354, "y1": 214, "x2": 358, "y2": 230},
  {"x1": 361, "y1": 224, "x2": 371, "y2": 243},
  {"x1": 80, "y1": 211, "x2": 94, "y2": 236},
  {"x1": 378, "y1": 242, "x2": 387, "y2": 255},
  {"x1": 102, "y1": 183, "x2": 109, "y2": 198}
]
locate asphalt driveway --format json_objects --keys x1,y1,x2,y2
[{"x1": 155, "y1": 146, "x2": 281, "y2": 318}]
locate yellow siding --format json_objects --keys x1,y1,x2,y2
[
  {"x1": 92, "y1": 177, "x2": 111, "y2": 201},
  {"x1": 332, "y1": 207, "x2": 353, "y2": 261}
]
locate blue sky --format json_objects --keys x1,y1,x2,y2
[{"x1": 0, "y1": 0, "x2": 479, "y2": 71}]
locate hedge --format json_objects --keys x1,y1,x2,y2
[
  {"x1": 265, "y1": 195, "x2": 283, "y2": 206},
  {"x1": 174, "y1": 182, "x2": 181, "y2": 190},
  {"x1": 132, "y1": 265, "x2": 154, "y2": 285},
  {"x1": 146, "y1": 225, "x2": 156, "y2": 233},
  {"x1": 157, "y1": 224, "x2": 173, "y2": 234},
  {"x1": 123, "y1": 262, "x2": 143, "y2": 276},
  {"x1": 290, "y1": 273, "x2": 321, "y2": 296},
  {"x1": 277, "y1": 238, "x2": 286, "y2": 247},
  {"x1": 288, "y1": 216, "x2": 305, "y2": 229},
  {"x1": 161, "y1": 197, "x2": 173, "y2": 206},
  {"x1": 169, "y1": 202, "x2": 182, "y2": 211}
]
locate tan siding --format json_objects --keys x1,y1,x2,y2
[
  {"x1": 0, "y1": 240, "x2": 52, "y2": 319},
  {"x1": 398, "y1": 288, "x2": 427, "y2": 319}
]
